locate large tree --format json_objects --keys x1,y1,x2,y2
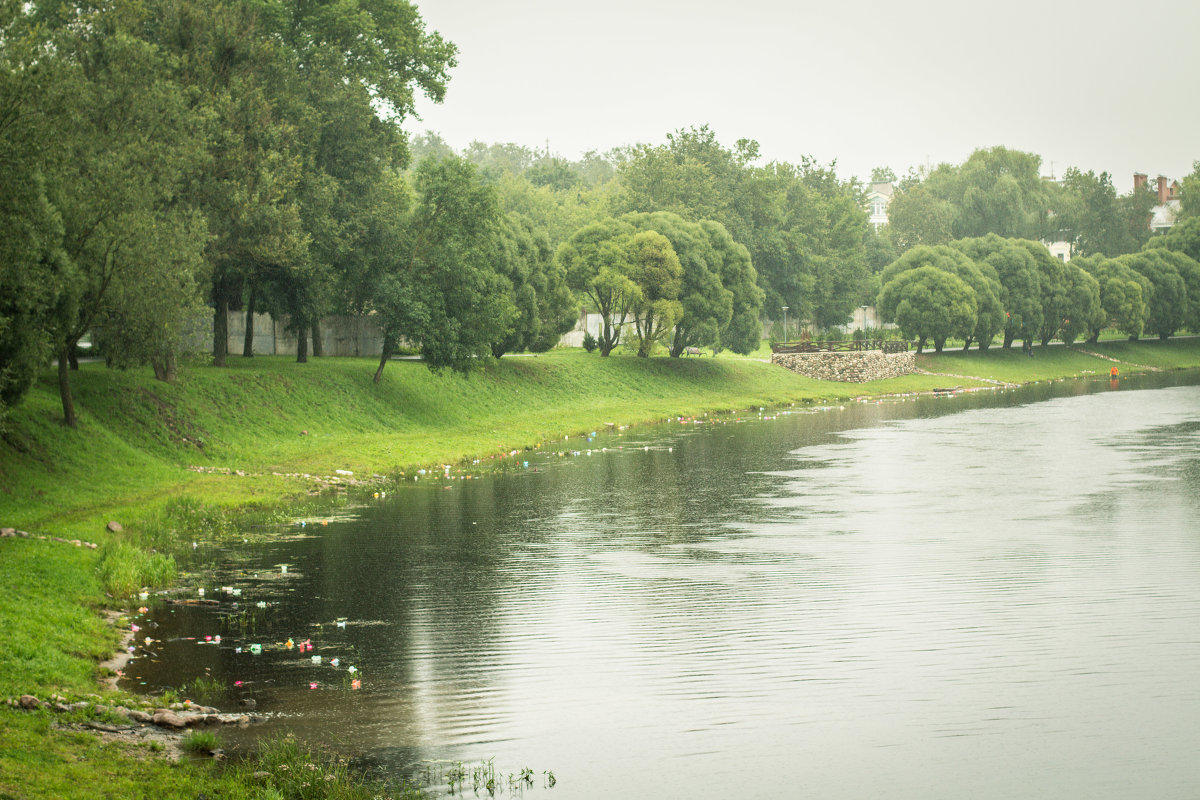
[
  {"x1": 0, "y1": 13, "x2": 71, "y2": 422},
  {"x1": 33, "y1": 1, "x2": 211, "y2": 425},
  {"x1": 879, "y1": 245, "x2": 1003, "y2": 350},
  {"x1": 1116, "y1": 251, "x2": 1187, "y2": 340},
  {"x1": 1074, "y1": 255, "x2": 1150, "y2": 342},
  {"x1": 625, "y1": 212, "x2": 730, "y2": 357},
  {"x1": 951, "y1": 234, "x2": 1044, "y2": 349},
  {"x1": 1052, "y1": 168, "x2": 1154, "y2": 257},
  {"x1": 877, "y1": 266, "x2": 978, "y2": 353},
  {"x1": 625, "y1": 231, "x2": 684, "y2": 357},
  {"x1": 557, "y1": 218, "x2": 641, "y2": 356},
  {"x1": 372, "y1": 157, "x2": 514, "y2": 381}
]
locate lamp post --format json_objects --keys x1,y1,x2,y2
[
  {"x1": 781, "y1": 306, "x2": 789, "y2": 343},
  {"x1": 861, "y1": 305, "x2": 869, "y2": 333}
]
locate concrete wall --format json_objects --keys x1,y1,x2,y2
[
  {"x1": 206, "y1": 313, "x2": 387, "y2": 357},
  {"x1": 771, "y1": 350, "x2": 915, "y2": 382}
]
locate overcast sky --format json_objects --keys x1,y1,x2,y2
[{"x1": 409, "y1": 0, "x2": 1199, "y2": 193}]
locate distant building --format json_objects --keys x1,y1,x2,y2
[
  {"x1": 1135, "y1": 172, "x2": 1181, "y2": 232},
  {"x1": 864, "y1": 182, "x2": 894, "y2": 231}
]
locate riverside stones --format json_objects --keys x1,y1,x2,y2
[{"x1": 771, "y1": 350, "x2": 915, "y2": 382}]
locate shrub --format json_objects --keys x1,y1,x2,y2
[{"x1": 581, "y1": 331, "x2": 598, "y2": 353}]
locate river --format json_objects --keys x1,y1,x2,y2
[{"x1": 126, "y1": 370, "x2": 1200, "y2": 798}]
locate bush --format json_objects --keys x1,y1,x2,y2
[{"x1": 581, "y1": 332, "x2": 598, "y2": 353}]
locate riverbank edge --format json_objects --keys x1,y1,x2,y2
[{"x1": 4, "y1": 341, "x2": 1200, "y2": 798}]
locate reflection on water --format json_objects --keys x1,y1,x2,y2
[{"x1": 128, "y1": 372, "x2": 1200, "y2": 798}]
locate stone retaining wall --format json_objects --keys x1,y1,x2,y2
[{"x1": 771, "y1": 350, "x2": 915, "y2": 382}]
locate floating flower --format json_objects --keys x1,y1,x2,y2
[
  {"x1": 309, "y1": 682, "x2": 318, "y2": 689},
  {"x1": 351, "y1": 679, "x2": 361, "y2": 690}
]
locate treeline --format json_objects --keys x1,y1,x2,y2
[
  {"x1": 870, "y1": 147, "x2": 1200, "y2": 351},
  {"x1": 5, "y1": 3, "x2": 1200, "y2": 432},
  {"x1": 874, "y1": 223, "x2": 1200, "y2": 352},
  {"x1": 0, "y1": 7, "x2": 873, "y2": 430}
]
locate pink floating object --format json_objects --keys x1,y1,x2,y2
[
  {"x1": 131, "y1": 624, "x2": 140, "y2": 632},
  {"x1": 309, "y1": 682, "x2": 318, "y2": 689},
  {"x1": 351, "y1": 679, "x2": 361, "y2": 690}
]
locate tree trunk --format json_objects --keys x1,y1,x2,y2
[
  {"x1": 962, "y1": 336, "x2": 973, "y2": 352},
  {"x1": 296, "y1": 323, "x2": 308, "y2": 363},
  {"x1": 152, "y1": 358, "x2": 168, "y2": 382},
  {"x1": 933, "y1": 337, "x2": 946, "y2": 353},
  {"x1": 58, "y1": 346, "x2": 77, "y2": 427},
  {"x1": 1002, "y1": 331, "x2": 1015, "y2": 348},
  {"x1": 1160, "y1": 331, "x2": 1170, "y2": 341},
  {"x1": 311, "y1": 321, "x2": 323, "y2": 357},
  {"x1": 68, "y1": 343, "x2": 80, "y2": 371},
  {"x1": 242, "y1": 287, "x2": 256, "y2": 357},
  {"x1": 374, "y1": 334, "x2": 394, "y2": 383},
  {"x1": 599, "y1": 315, "x2": 616, "y2": 357}
]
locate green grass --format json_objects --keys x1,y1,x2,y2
[{"x1": 917, "y1": 338, "x2": 1200, "y2": 384}]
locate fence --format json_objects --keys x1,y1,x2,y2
[{"x1": 771, "y1": 339, "x2": 910, "y2": 354}]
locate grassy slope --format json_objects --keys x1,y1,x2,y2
[
  {"x1": 1, "y1": 350, "x2": 978, "y2": 533},
  {"x1": 2, "y1": 341, "x2": 1200, "y2": 798}
]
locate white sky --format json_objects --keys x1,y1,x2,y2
[{"x1": 409, "y1": 0, "x2": 1199, "y2": 193}]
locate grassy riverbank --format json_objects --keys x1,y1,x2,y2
[{"x1": 3, "y1": 340, "x2": 1200, "y2": 798}]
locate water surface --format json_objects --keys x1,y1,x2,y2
[{"x1": 128, "y1": 371, "x2": 1200, "y2": 798}]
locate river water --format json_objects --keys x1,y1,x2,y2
[{"x1": 126, "y1": 371, "x2": 1200, "y2": 798}]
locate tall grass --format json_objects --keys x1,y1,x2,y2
[{"x1": 97, "y1": 542, "x2": 176, "y2": 598}]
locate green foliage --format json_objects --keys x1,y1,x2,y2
[
  {"x1": 1052, "y1": 168, "x2": 1153, "y2": 257},
  {"x1": 1116, "y1": 250, "x2": 1188, "y2": 340},
  {"x1": 372, "y1": 157, "x2": 515, "y2": 377},
  {"x1": 581, "y1": 331, "x2": 598, "y2": 352},
  {"x1": 878, "y1": 245, "x2": 1003, "y2": 350},
  {"x1": 951, "y1": 234, "x2": 1044, "y2": 348},
  {"x1": 557, "y1": 217, "x2": 640, "y2": 356},
  {"x1": 878, "y1": 266, "x2": 978, "y2": 352},
  {"x1": 614, "y1": 125, "x2": 867, "y2": 329},
  {"x1": 1074, "y1": 254, "x2": 1148, "y2": 341}
]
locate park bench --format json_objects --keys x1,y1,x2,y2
[{"x1": 684, "y1": 346, "x2": 705, "y2": 356}]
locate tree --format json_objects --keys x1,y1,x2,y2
[
  {"x1": 615, "y1": 126, "x2": 867, "y2": 330},
  {"x1": 1056, "y1": 264, "x2": 1102, "y2": 346},
  {"x1": 951, "y1": 234, "x2": 1043, "y2": 349},
  {"x1": 36, "y1": 1, "x2": 211, "y2": 425},
  {"x1": 1073, "y1": 255, "x2": 1149, "y2": 342},
  {"x1": 488, "y1": 213, "x2": 577, "y2": 357},
  {"x1": 700, "y1": 220, "x2": 763, "y2": 354},
  {"x1": 870, "y1": 166, "x2": 897, "y2": 184},
  {"x1": 625, "y1": 231, "x2": 683, "y2": 357},
  {"x1": 557, "y1": 218, "x2": 639, "y2": 356},
  {"x1": 1145, "y1": 248, "x2": 1200, "y2": 333},
  {"x1": 371, "y1": 157, "x2": 514, "y2": 381},
  {"x1": 1116, "y1": 251, "x2": 1186, "y2": 340},
  {"x1": 1011, "y1": 240, "x2": 1078, "y2": 346},
  {"x1": 879, "y1": 246, "x2": 1003, "y2": 350},
  {"x1": 0, "y1": 13, "x2": 71, "y2": 422},
  {"x1": 1178, "y1": 161, "x2": 1200, "y2": 220},
  {"x1": 1152, "y1": 216, "x2": 1200, "y2": 263},
  {"x1": 1054, "y1": 168, "x2": 1153, "y2": 257},
  {"x1": 625, "y1": 212, "x2": 730, "y2": 357},
  {"x1": 886, "y1": 183, "x2": 955, "y2": 250},
  {"x1": 877, "y1": 266, "x2": 978, "y2": 353}
]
